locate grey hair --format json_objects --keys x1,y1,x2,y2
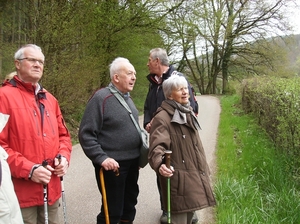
[
  {"x1": 109, "y1": 57, "x2": 132, "y2": 79},
  {"x1": 149, "y1": 48, "x2": 169, "y2": 66},
  {"x1": 162, "y1": 75, "x2": 188, "y2": 99},
  {"x1": 14, "y1": 44, "x2": 44, "y2": 60}
]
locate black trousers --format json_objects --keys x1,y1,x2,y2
[{"x1": 94, "y1": 158, "x2": 139, "y2": 224}]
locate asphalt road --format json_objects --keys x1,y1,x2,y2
[{"x1": 58, "y1": 95, "x2": 220, "y2": 224}]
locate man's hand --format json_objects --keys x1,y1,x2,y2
[
  {"x1": 54, "y1": 156, "x2": 69, "y2": 177},
  {"x1": 101, "y1": 158, "x2": 119, "y2": 173},
  {"x1": 145, "y1": 119, "x2": 153, "y2": 133},
  {"x1": 30, "y1": 165, "x2": 53, "y2": 185}
]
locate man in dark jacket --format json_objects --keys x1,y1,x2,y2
[
  {"x1": 143, "y1": 48, "x2": 199, "y2": 224},
  {"x1": 144, "y1": 48, "x2": 197, "y2": 133}
]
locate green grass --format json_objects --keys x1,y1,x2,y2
[{"x1": 215, "y1": 95, "x2": 300, "y2": 224}]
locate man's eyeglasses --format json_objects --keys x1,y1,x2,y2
[{"x1": 18, "y1": 57, "x2": 44, "y2": 65}]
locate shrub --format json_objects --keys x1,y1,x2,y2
[{"x1": 241, "y1": 77, "x2": 300, "y2": 183}]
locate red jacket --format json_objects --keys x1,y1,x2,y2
[{"x1": 0, "y1": 76, "x2": 72, "y2": 208}]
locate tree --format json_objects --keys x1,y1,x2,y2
[
  {"x1": 164, "y1": 0, "x2": 298, "y2": 94},
  {"x1": 0, "y1": 0, "x2": 182, "y2": 138}
]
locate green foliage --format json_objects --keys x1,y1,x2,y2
[
  {"x1": 0, "y1": 1, "x2": 167, "y2": 142},
  {"x1": 0, "y1": 43, "x2": 16, "y2": 78},
  {"x1": 215, "y1": 95, "x2": 300, "y2": 224},
  {"x1": 3, "y1": 0, "x2": 299, "y2": 142},
  {"x1": 241, "y1": 77, "x2": 300, "y2": 159},
  {"x1": 241, "y1": 77, "x2": 300, "y2": 186}
]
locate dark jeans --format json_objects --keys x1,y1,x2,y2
[{"x1": 94, "y1": 158, "x2": 139, "y2": 224}]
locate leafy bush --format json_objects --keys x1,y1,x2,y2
[{"x1": 241, "y1": 77, "x2": 300, "y2": 182}]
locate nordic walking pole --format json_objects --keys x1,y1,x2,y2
[
  {"x1": 100, "y1": 167, "x2": 119, "y2": 224},
  {"x1": 42, "y1": 160, "x2": 49, "y2": 224},
  {"x1": 57, "y1": 154, "x2": 67, "y2": 224},
  {"x1": 165, "y1": 150, "x2": 172, "y2": 224}
]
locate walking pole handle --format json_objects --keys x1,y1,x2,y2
[
  {"x1": 114, "y1": 168, "x2": 120, "y2": 176},
  {"x1": 57, "y1": 154, "x2": 62, "y2": 163},
  {"x1": 56, "y1": 154, "x2": 64, "y2": 181},
  {"x1": 165, "y1": 150, "x2": 172, "y2": 169}
]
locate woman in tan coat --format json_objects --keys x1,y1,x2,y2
[{"x1": 148, "y1": 75, "x2": 216, "y2": 224}]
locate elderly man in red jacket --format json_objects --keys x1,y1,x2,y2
[{"x1": 0, "y1": 44, "x2": 72, "y2": 224}]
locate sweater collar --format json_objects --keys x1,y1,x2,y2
[{"x1": 108, "y1": 83, "x2": 130, "y2": 99}]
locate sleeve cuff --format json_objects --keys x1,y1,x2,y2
[{"x1": 28, "y1": 164, "x2": 41, "y2": 179}]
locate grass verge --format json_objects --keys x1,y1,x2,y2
[{"x1": 214, "y1": 95, "x2": 300, "y2": 224}]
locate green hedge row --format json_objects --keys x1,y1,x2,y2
[{"x1": 241, "y1": 77, "x2": 300, "y2": 175}]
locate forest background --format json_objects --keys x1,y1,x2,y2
[{"x1": 1, "y1": 0, "x2": 300, "y2": 141}]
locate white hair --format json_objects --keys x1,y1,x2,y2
[
  {"x1": 14, "y1": 44, "x2": 44, "y2": 60},
  {"x1": 109, "y1": 57, "x2": 132, "y2": 79},
  {"x1": 162, "y1": 75, "x2": 188, "y2": 99}
]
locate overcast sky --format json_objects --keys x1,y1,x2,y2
[
  {"x1": 290, "y1": 19, "x2": 300, "y2": 35},
  {"x1": 286, "y1": 2, "x2": 300, "y2": 34}
]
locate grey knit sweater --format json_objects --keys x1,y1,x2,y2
[{"x1": 78, "y1": 85, "x2": 141, "y2": 165}]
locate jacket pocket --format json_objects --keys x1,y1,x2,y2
[
  {"x1": 176, "y1": 169, "x2": 186, "y2": 196},
  {"x1": 199, "y1": 172, "x2": 216, "y2": 205}
]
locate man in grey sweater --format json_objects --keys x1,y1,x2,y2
[{"x1": 78, "y1": 57, "x2": 141, "y2": 224}]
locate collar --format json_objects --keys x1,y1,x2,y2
[
  {"x1": 155, "y1": 75, "x2": 162, "y2": 84},
  {"x1": 35, "y1": 83, "x2": 41, "y2": 95},
  {"x1": 108, "y1": 83, "x2": 130, "y2": 99}
]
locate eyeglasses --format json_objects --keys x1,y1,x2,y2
[{"x1": 18, "y1": 57, "x2": 44, "y2": 65}]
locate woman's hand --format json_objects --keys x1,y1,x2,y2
[{"x1": 159, "y1": 164, "x2": 174, "y2": 177}]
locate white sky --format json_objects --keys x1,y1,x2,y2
[
  {"x1": 286, "y1": 1, "x2": 300, "y2": 34},
  {"x1": 290, "y1": 17, "x2": 300, "y2": 35}
]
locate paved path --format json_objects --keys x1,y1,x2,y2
[{"x1": 58, "y1": 95, "x2": 220, "y2": 224}]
